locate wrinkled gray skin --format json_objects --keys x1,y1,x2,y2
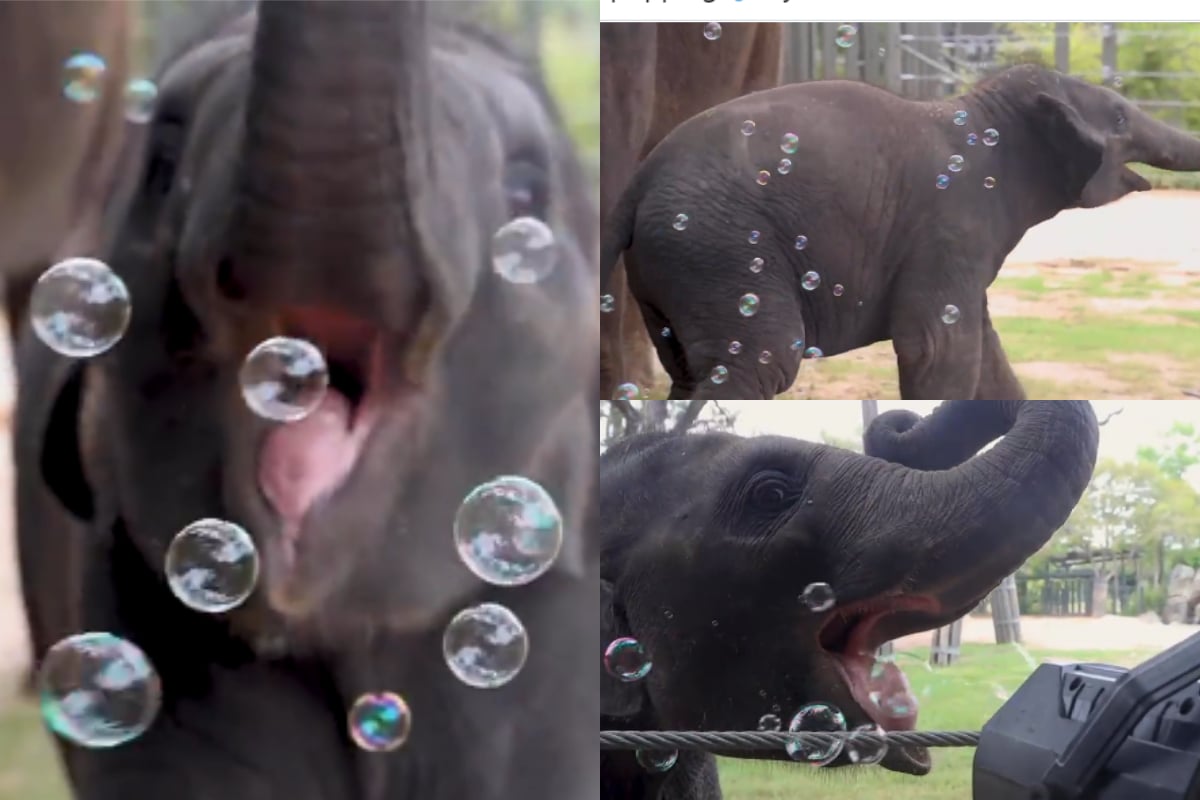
[
  {"x1": 16, "y1": 3, "x2": 597, "y2": 798},
  {"x1": 602, "y1": 65, "x2": 1200, "y2": 400},
  {"x1": 599, "y1": 23, "x2": 782, "y2": 398},
  {"x1": 600, "y1": 401, "x2": 1099, "y2": 799},
  {"x1": 0, "y1": 2, "x2": 130, "y2": 328}
]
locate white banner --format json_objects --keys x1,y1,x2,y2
[{"x1": 600, "y1": 2, "x2": 1199, "y2": 23}]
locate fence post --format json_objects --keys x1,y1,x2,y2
[
  {"x1": 884, "y1": 23, "x2": 903, "y2": 93},
  {"x1": 821, "y1": 23, "x2": 837, "y2": 80},
  {"x1": 991, "y1": 574, "x2": 1023, "y2": 644},
  {"x1": 929, "y1": 617, "x2": 963, "y2": 666},
  {"x1": 1054, "y1": 22, "x2": 1070, "y2": 73},
  {"x1": 1101, "y1": 23, "x2": 1119, "y2": 86}
]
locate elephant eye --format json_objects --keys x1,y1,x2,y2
[
  {"x1": 747, "y1": 471, "x2": 796, "y2": 512},
  {"x1": 1115, "y1": 110, "x2": 1128, "y2": 130},
  {"x1": 503, "y1": 158, "x2": 549, "y2": 220}
]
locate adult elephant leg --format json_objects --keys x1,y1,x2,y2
[
  {"x1": 600, "y1": 265, "x2": 631, "y2": 397},
  {"x1": 891, "y1": 287, "x2": 983, "y2": 399},
  {"x1": 975, "y1": 304, "x2": 1026, "y2": 400}
]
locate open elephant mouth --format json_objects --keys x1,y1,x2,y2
[
  {"x1": 816, "y1": 594, "x2": 945, "y2": 775},
  {"x1": 255, "y1": 307, "x2": 423, "y2": 576}
]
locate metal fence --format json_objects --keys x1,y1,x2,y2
[{"x1": 782, "y1": 23, "x2": 1200, "y2": 137}]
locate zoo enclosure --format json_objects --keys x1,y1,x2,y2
[{"x1": 782, "y1": 23, "x2": 1200, "y2": 137}]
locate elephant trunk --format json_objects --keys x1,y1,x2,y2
[
  {"x1": 229, "y1": 1, "x2": 438, "y2": 335},
  {"x1": 831, "y1": 401, "x2": 1098, "y2": 616},
  {"x1": 1131, "y1": 110, "x2": 1200, "y2": 172}
]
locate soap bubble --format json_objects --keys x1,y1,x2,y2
[
  {"x1": 741, "y1": 120, "x2": 757, "y2": 136},
  {"x1": 748, "y1": 230, "x2": 762, "y2": 245},
  {"x1": 758, "y1": 713, "x2": 782, "y2": 731},
  {"x1": 165, "y1": 519, "x2": 259, "y2": 613},
  {"x1": 983, "y1": 176, "x2": 997, "y2": 189},
  {"x1": 613, "y1": 383, "x2": 641, "y2": 401},
  {"x1": 781, "y1": 133, "x2": 800, "y2": 154},
  {"x1": 636, "y1": 749, "x2": 678, "y2": 772},
  {"x1": 348, "y1": 692, "x2": 412, "y2": 752},
  {"x1": 804, "y1": 346, "x2": 824, "y2": 359},
  {"x1": 39, "y1": 632, "x2": 161, "y2": 748},
  {"x1": 703, "y1": 21, "x2": 722, "y2": 41},
  {"x1": 454, "y1": 476, "x2": 563, "y2": 586},
  {"x1": 123, "y1": 78, "x2": 158, "y2": 123},
  {"x1": 832, "y1": 284, "x2": 845, "y2": 297},
  {"x1": 758, "y1": 350, "x2": 773, "y2": 365},
  {"x1": 802, "y1": 582, "x2": 836, "y2": 611},
  {"x1": 967, "y1": 132, "x2": 979, "y2": 146},
  {"x1": 63, "y1": 52, "x2": 106, "y2": 103},
  {"x1": 492, "y1": 216, "x2": 557, "y2": 284},
  {"x1": 604, "y1": 637, "x2": 652, "y2": 682},
  {"x1": 948, "y1": 154, "x2": 964, "y2": 173},
  {"x1": 661, "y1": 327, "x2": 671, "y2": 338},
  {"x1": 239, "y1": 337, "x2": 328, "y2": 422},
  {"x1": 601, "y1": 294, "x2": 615, "y2": 313},
  {"x1": 953, "y1": 110, "x2": 968, "y2": 126},
  {"x1": 738, "y1": 293, "x2": 760, "y2": 317},
  {"x1": 30, "y1": 258, "x2": 131, "y2": 357},
  {"x1": 846, "y1": 723, "x2": 888, "y2": 765},
  {"x1": 756, "y1": 170, "x2": 771, "y2": 186},
  {"x1": 834, "y1": 25, "x2": 857, "y2": 48},
  {"x1": 749, "y1": 257, "x2": 765, "y2": 274},
  {"x1": 711, "y1": 365, "x2": 729, "y2": 384},
  {"x1": 728, "y1": 341, "x2": 743, "y2": 355},
  {"x1": 801, "y1": 271, "x2": 821, "y2": 291},
  {"x1": 673, "y1": 213, "x2": 689, "y2": 231},
  {"x1": 786, "y1": 703, "x2": 847, "y2": 765},
  {"x1": 936, "y1": 174, "x2": 950, "y2": 190},
  {"x1": 443, "y1": 603, "x2": 529, "y2": 688},
  {"x1": 778, "y1": 158, "x2": 793, "y2": 175},
  {"x1": 941, "y1": 304, "x2": 961, "y2": 325},
  {"x1": 794, "y1": 235, "x2": 809, "y2": 251},
  {"x1": 983, "y1": 128, "x2": 1000, "y2": 146},
  {"x1": 790, "y1": 338, "x2": 805, "y2": 352}
]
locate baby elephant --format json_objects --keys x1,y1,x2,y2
[{"x1": 601, "y1": 65, "x2": 1200, "y2": 400}]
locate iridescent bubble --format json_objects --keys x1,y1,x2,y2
[
  {"x1": 967, "y1": 132, "x2": 979, "y2": 146},
  {"x1": 983, "y1": 128, "x2": 1000, "y2": 146},
  {"x1": 834, "y1": 25, "x2": 857, "y2": 48},
  {"x1": 738, "y1": 293, "x2": 760, "y2": 317},
  {"x1": 983, "y1": 176, "x2": 997, "y2": 189},
  {"x1": 935, "y1": 174, "x2": 950, "y2": 190},
  {"x1": 348, "y1": 692, "x2": 412, "y2": 752},
  {"x1": 953, "y1": 110, "x2": 968, "y2": 126},
  {"x1": 941, "y1": 304, "x2": 961, "y2": 325},
  {"x1": 62, "y1": 52, "x2": 106, "y2": 103},
  {"x1": 780, "y1": 133, "x2": 800, "y2": 154},
  {"x1": 832, "y1": 284, "x2": 845, "y2": 297},
  {"x1": 604, "y1": 637, "x2": 651, "y2": 682},
  {"x1": 636, "y1": 750, "x2": 678, "y2": 773},
  {"x1": 123, "y1": 78, "x2": 158, "y2": 123},
  {"x1": 748, "y1": 230, "x2": 761, "y2": 245},
  {"x1": 165, "y1": 519, "x2": 259, "y2": 613},
  {"x1": 794, "y1": 235, "x2": 809, "y2": 251},
  {"x1": 660, "y1": 327, "x2": 672, "y2": 338},
  {"x1": 778, "y1": 158, "x2": 793, "y2": 175},
  {"x1": 802, "y1": 582, "x2": 836, "y2": 611},
  {"x1": 601, "y1": 294, "x2": 615, "y2": 313},
  {"x1": 672, "y1": 213, "x2": 689, "y2": 231},
  {"x1": 749, "y1": 257, "x2": 764, "y2": 274},
  {"x1": 786, "y1": 703, "x2": 847, "y2": 765},
  {"x1": 758, "y1": 350, "x2": 772, "y2": 365},
  {"x1": 613, "y1": 382, "x2": 641, "y2": 401},
  {"x1": 30, "y1": 258, "x2": 131, "y2": 357},
  {"x1": 443, "y1": 602, "x2": 529, "y2": 689},
  {"x1": 948, "y1": 154, "x2": 965, "y2": 173},
  {"x1": 790, "y1": 338, "x2": 805, "y2": 352},
  {"x1": 492, "y1": 216, "x2": 557, "y2": 284},
  {"x1": 728, "y1": 341, "x2": 743, "y2": 355},
  {"x1": 711, "y1": 365, "x2": 729, "y2": 384},
  {"x1": 239, "y1": 337, "x2": 329, "y2": 422},
  {"x1": 756, "y1": 170, "x2": 771, "y2": 186},
  {"x1": 801, "y1": 271, "x2": 821, "y2": 291},
  {"x1": 804, "y1": 346, "x2": 824, "y2": 359},
  {"x1": 845, "y1": 723, "x2": 888, "y2": 765},
  {"x1": 758, "y1": 713, "x2": 783, "y2": 731},
  {"x1": 454, "y1": 475, "x2": 563, "y2": 586},
  {"x1": 703, "y1": 21, "x2": 722, "y2": 41},
  {"x1": 39, "y1": 632, "x2": 161, "y2": 748},
  {"x1": 878, "y1": 47, "x2": 887, "y2": 57},
  {"x1": 741, "y1": 120, "x2": 757, "y2": 136}
]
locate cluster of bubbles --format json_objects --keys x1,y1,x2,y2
[
  {"x1": 62, "y1": 52, "x2": 158, "y2": 124},
  {"x1": 937, "y1": 111, "x2": 1000, "y2": 192},
  {"x1": 785, "y1": 703, "x2": 888, "y2": 766}
]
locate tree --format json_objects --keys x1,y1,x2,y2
[{"x1": 600, "y1": 401, "x2": 737, "y2": 450}]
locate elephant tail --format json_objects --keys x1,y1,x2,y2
[{"x1": 599, "y1": 167, "x2": 644, "y2": 295}]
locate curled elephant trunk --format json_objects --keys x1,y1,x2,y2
[
  {"x1": 228, "y1": 1, "x2": 437, "y2": 332},
  {"x1": 1130, "y1": 108, "x2": 1200, "y2": 172},
  {"x1": 826, "y1": 401, "x2": 1098, "y2": 636}
]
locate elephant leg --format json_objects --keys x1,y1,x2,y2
[
  {"x1": 618, "y1": 276, "x2": 657, "y2": 391},
  {"x1": 891, "y1": 292, "x2": 983, "y2": 400},
  {"x1": 974, "y1": 304, "x2": 1026, "y2": 400},
  {"x1": 599, "y1": 262, "x2": 627, "y2": 399}
]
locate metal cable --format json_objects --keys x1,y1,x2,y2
[{"x1": 600, "y1": 729, "x2": 981, "y2": 751}]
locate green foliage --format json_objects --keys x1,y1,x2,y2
[
  {"x1": 1140, "y1": 584, "x2": 1167, "y2": 616},
  {"x1": 995, "y1": 23, "x2": 1200, "y2": 135}
]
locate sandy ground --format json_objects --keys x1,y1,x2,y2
[{"x1": 893, "y1": 613, "x2": 1200, "y2": 652}]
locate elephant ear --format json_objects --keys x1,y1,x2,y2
[
  {"x1": 1034, "y1": 92, "x2": 1151, "y2": 208},
  {"x1": 35, "y1": 361, "x2": 96, "y2": 521},
  {"x1": 601, "y1": 579, "x2": 647, "y2": 721}
]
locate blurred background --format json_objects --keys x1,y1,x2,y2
[{"x1": 0, "y1": 1, "x2": 596, "y2": 797}]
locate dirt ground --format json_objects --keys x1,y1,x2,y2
[{"x1": 892, "y1": 613, "x2": 1199, "y2": 653}]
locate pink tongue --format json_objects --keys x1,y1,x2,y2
[
  {"x1": 258, "y1": 390, "x2": 364, "y2": 526},
  {"x1": 841, "y1": 655, "x2": 918, "y2": 731}
]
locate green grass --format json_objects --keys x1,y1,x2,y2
[
  {"x1": 720, "y1": 643, "x2": 1157, "y2": 800},
  {"x1": 541, "y1": 14, "x2": 599, "y2": 186},
  {"x1": 0, "y1": 699, "x2": 69, "y2": 800},
  {"x1": 996, "y1": 314, "x2": 1200, "y2": 364},
  {"x1": 1133, "y1": 164, "x2": 1200, "y2": 191}
]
